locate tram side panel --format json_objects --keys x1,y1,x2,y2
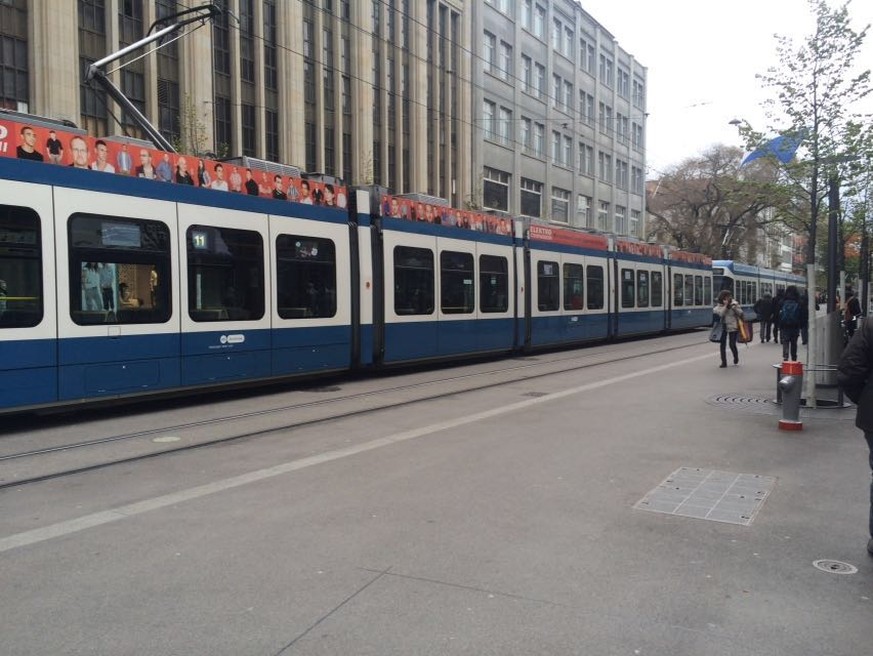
[
  {"x1": 380, "y1": 223, "x2": 439, "y2": 363},
  {"x1": 526, "y1": 245, "x2": 612, "y2": 348},
  {"x1": 268, "y1": 208, "x2": 355, "y2": 376},
  {"x1": 0, "y1": 178, "x2": 58, "y2": 409},
  {"x1": 613, "y1": 256, "x2": 668, "y2": 338},
  {"x1": 54, "y1": 186, "x2": 182, "y2": 400},
  {"x1": 667, "y1": 263, "x2": 713, "y2": 330},
  {"x1": 474, "y1": 236, "x2": 515, "y2": 354},
  {"x1": 176, "y1": 202, "x2": 273, "y2": 386}
]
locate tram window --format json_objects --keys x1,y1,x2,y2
[
  {"x1": 0, "y1": 205, "x2": 42, "y2": 328},
  {"x1": 694, "y1": 275, "x2": 703, "y2": 305},
  {"x1": 69, "y1": 214, "x2": 171, "y2": 325},
  {"x1": 751, "y1": 283, "x2": 757, "y2": 302},
  {"x1": 480, "y1": 254, "x2": 508, "y2": 313},
  {"x1": 276, "y1": 235, "x2": 336, "y2": 319},
  {"x1": 673, "y1": 273, "x2": 683, "y2": 306},
  {"x1": 651, "y1": 271, "x2": 663, "y2": 307},
  {"x1": 586, "y1": 265, "x2": 604, "y2": 309},
  {"x1": 563, "y1": 263, "x2": 584, "y2": 310},
  {"x1": 537, "y1": 260, "x2": 559, "y2": 311},
  {"x1": 637, "y1": 270, "x2": 649, "y2": 308},
  {"x1": 620, "y1": 268, "x2": 635, "y2": 308},
  {"x1": 186, "y1": 225, "x2": 264, "y2": 322},
  {"x1": 704, "y1": 276, "x2": 712, "y2": 305},
  {"x1": 684, "y1": 275, "x2": 694, "y2": 305},
  {"x1": 394, "y1": 246, "x2": 434, "y2": 315},
  {"x1": 440, "y1": 250, "x2": 474, "y2": 314}
]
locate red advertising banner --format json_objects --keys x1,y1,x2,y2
[
  {"x1": 528, "y1": 223, "x2": 609, "y2": 251},
  {"x1": 669, "y1": 250, "x2": 712, "y2": 266},
  {"x1": 616, "y1": 239, "x2": 663, "y2": 258},
  {"x1": 380, "y1": 195, "x2": 513, "y2": 236},
  {"x1": 0, "y1": 117, "x2": 348, "y2": 207}
]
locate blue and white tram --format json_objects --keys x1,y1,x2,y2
[
  {"x1": 712, "y1": 259, "x2": 806, "y2": 318},
  {"x1": 0, "y1": 152, "x2": 720, "y2": 414}
]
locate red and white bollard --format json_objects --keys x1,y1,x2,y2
[{"x1": 778, "y1": 360, "x2": 803, "y2": 431}]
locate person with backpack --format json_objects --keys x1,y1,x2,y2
[{"x1": 779, "y1": 286, "x2": 802, "y2": 361}]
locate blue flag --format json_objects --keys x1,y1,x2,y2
[{"x1": 740, "y1": 130, "x2": 807, "y2": 167}]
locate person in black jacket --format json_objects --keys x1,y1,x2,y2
[
  {"x1": 837, "y1": 317, "x2": 873, "y2": 557},
  {"x1": 754, "y1": 293, "x2": 774, "y2": 342}
]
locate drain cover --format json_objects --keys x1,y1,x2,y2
[
  {"x1": 523, "y1": 391, "x2": 550, "y2": 398},
  {"x1": 812, "y1": 559, "x2": 858, "y2": 574},
  {"x1": 635, "y1": 467, "x2": 776, "y2": 526}
]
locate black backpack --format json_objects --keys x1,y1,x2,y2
[{"x1": 780, "y1": 299, "x2": 800, "y2": 327}]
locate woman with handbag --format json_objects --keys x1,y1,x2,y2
[{"x1": 714, "y1": 289, "x2": 744, "y2": 368}]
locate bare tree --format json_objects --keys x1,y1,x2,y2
[{"x1": 647, "y1": 145, "x2": 780, "y2": 258}]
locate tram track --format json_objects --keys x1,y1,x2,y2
[{"x1": 0, "y1": 336, "x2": 705, "y2": 490}]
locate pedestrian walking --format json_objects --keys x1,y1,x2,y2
[
  {"x1": 837, "y1": 317, "x2": 873, "y2": 557},
  {"x1": 713, "y1": 289, "x2": 743, "y2": 368},
  {"x1": 754, "y1": 293, "x2": 774, "y2": 342}
]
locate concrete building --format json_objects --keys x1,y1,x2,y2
[{"x1": 1, "y1": 0, "x2": 646, "y2": 235}]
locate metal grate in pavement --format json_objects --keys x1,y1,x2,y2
[{"x1": 634, "y1": 467, "x2": 776, "y2": 526}]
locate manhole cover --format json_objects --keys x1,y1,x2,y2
[
  {"x1": 522, "y1": 391, "x2": 550, "y2": 398},
  {"x1": 812, "y1": 559, "x2": 858, "y2": 574}
]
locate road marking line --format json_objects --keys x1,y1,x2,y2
[{"x1": 0, "y1": 352, "x2": 713, "y2": 553}]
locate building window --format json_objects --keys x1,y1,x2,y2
[
  {"x1": 498, "y1": 41, "x2": 512, "y2": 80},
  {"x1": 482, "y1": 100, "x2": 496, "y2": 140},
  {"x1": 578, "y1": 143, "x2": 594, "y2": 176},
  {"x1": 617, "y1": 68, "x2": 630, "y2": 98},
  {"x1": 615, "y1": 205, "x2": 627, "y2": 234},
  {"x1": 497, "y1": 106, "x2": 512, "y2": 145},
  {"x1": 520, "y1": 117, "x2": 532, "y2": 153},
  {"x1": 483, "y1": 167, "x2": 510, "y2": 212},
  {"x1": 214, "y1": 95, "x2": 232, "y2": 153},
  {"x1": 576, "y1": 194, "x2": 591, "y2": 226},
  {"x1": 535, "y1": 62, "x2": 546, "y2": 99},
  {"x1": 598, "y1": 201, "x2": 609, "y2": 231},
  {"x1": 632, "y1": 166, "x2": 644, "y2": 195},
  {"x1": 599, "y1": 52, "x2": 614, "y2": 87},
  {"x1": 265, "y1": 110, "x2": 279, "y2": 161},
  {"x1": 616, "y1": 159, "x2": 628, "y2": 190},
  {"x1": 598, "y1": 152, "x2": 612, "y2": 182},
  {"x1": 633, "y1": 78, "x2": 646, "y2": 109},
  {"x1": 630, "y1": 210, "x2": 641, "y2": 237},
  {"x1": 1, "y1": 0, "x2": 29, "y2": 111},
  {"x1": 521, "y1": 55, "x2": 532, "y2": 93},
  {"x1": 533, "y1": 4, "x2": 545, "y2": 39},
  {"x1": 580, "y1": 36, "x2": 595, "y2": 74},
  {"x1": 533, "y1": 122, "x2": 545, "y2": 157},
  {"x1": 551, "y1": 187, "x2": 570, "y2": 223},
  {"x1": 579, "y1": 92, "x2": 594, "y2": 124},
  {"x1": 241, "y1": 104, "x2": 256, "y2": 157},
  {"x1": 483, "y1": 31, "x2": 495, "y2": 74},
  {"x1": 520, "y1": 178, "x2": 542, "y2": 218}
]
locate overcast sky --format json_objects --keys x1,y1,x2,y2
[{"x1": 580, "y1": 0, "x2": 873, "y2": 176}]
